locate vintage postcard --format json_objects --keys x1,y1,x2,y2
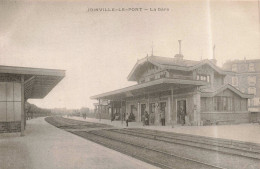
[{"x1": 0, "y1": 0, "x2": 259, "y2": 169}]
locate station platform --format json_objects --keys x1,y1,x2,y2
[
  {"x1": 0, "y1": 117, "x2": 158, "y2": 169},
  {"x1": 68, "y1": 116, "x2": 260, "y2": 144}
]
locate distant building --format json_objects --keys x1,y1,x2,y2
[
  {"x1": 223, "y1": 59, "x2": 260, "y2": 122},
  {"x1": 91, "y1": 42, "x2": 252, "y2": 126}
]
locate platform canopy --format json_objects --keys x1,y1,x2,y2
[
  {"x1": 91, "y1": 78, "x2": 207, "y2": 100},
  {"x1": 0, "y1": 65, "x2": 65, "y2": 99}
]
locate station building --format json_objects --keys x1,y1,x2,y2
[
  {"x1": 0, "y1": 65, "x2": 65, "y2": 135},
  {"x1": 223, "y1": 59, "x2": 260, "y2": 122},
  {"x1": 91, "y1": 46, "x2": 253, "y2": 126}
]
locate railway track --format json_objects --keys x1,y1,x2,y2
[
  {"x1": 45, "y1": 116, "x2": 113, "y2": 129},
  {"x1": 73, "y1": 130, "x2": 223, "y2": 169},
  {"x1": 45, "y1": 117, "x2": 260, "y2": 169},
  {"x1": 109, "y1": 128, "x2": 260, "y2": 160}
]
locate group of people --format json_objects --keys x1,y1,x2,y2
[
  {"x1": 125, "y1": 112, "x2": 135, "y2": 127},
  {"x1": 141, "y1": 109, "x2": 165, "y2": 126},
  {"x1": 114, "y1": 109, "x2": 166, "y2": 127}
]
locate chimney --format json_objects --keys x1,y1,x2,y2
[
  {"x1": 174, "y1": 40, "x2": 184, "y2": 60},
  {"x1": 178, "y1": 40, "x2": 182, "y2": 54},
  {"x1": 213, "y1": 44, "x2": 215, "y2": 60},
  {"x1": 210, "y1": 44, "x2": 217, "y2": 65}
]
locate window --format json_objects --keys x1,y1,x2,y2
[
  {"x1": 149, "y1": 103, "x2": 155, "y2": 113},
  {"x1": 248, "y1": 87, "x2": 256, "y2": 96},
  {"x1": 197, "y1": 74, "x2": 208, "y2": 82},
  {"x1": 232, "y1": 76, "x2": 238, "y2": 86},
  {"x1": 214, "y1": 96, "x2": 233, "y2": 112},
  {"x1": 207, "y1": 75, "x2": 210, "y2": 82},
  {"x1": 253, "y1": 98, "x2": 260, "y2": 106},
  {"x1": 248, "y1": 63, "x2": 255, "y2": 72},
  {"x1": 248, "y1": 76, "x2": 256, "y2": 86},
  {"x1": 0, "y1": 82, "x2": 21, "y2": 122},
  {"x1": 232, "y1": 64, "x2": 238, "y2": 72},
  {"x1": 160, "y1": 72, "x2": 166, "y2": 78},
  {"x1": 150, "y1": 76, "x2": 155, "y2": 81},
  {"x1": 200, "y1": 75, "x2": 205, "y2": 81},
  {"x1": 223, "y1": 97, "x2": 227, "y2": 111}
]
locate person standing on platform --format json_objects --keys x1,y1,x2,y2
[
  {"x1": 110, "y1": 111, "x2": 114, "y2": 122},
  {"x1": 125, "y1": 113, "x2": 129, "y2": 127},
  {"x1": 150, "y1": 112, "x2": 155, "y2": 125},
  {"x1": 144, "y1": 110, "x2": 149, "y2": 126},
  {"x1": 142, "y1": 113, "x2": 146, "y2": 126},
  {"x1": 180, "y1": 108, "x2": 185, "y2": 125},
  {"x1": 160, "y1": 110, "x2": 165, "y2": 126}
]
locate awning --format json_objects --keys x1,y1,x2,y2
[
  {"x1": 91, "y1": 78, "x2": 207, "y2": 100},
  {"x1": 0, "y1": 65, "x2": 65, "y2": 99}
]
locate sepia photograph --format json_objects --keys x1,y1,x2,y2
[{"x1": 0, "y1": 0, "x2": 260, "y2": 169}]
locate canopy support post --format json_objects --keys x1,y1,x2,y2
[{"x1": 21, "y1": 75, "x2": 25, "y2": 136}]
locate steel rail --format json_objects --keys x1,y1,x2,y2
[
  {"x1": 83, "y1": 130, "x2": 226, "y2": 169},
  {"x1": 108, "y1": 129, "x2": 260, "y2": 160},
  {"x1": 46, "y1": 117, "x2": 224, "y2": 169},
  {"x1": 74, "y1": 131, "x2": 174, "y2": 169}
]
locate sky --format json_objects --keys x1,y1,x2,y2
[{"x1": 0, "y1": 0, "x2": 259, "y2": 109}]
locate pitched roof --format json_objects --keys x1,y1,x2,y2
[
  {"x1": 201, "y1": 84, "x2": 253, "y2": 99},
  {"x1": 127, "y1": 55, "x2": 227, "y2": 81},
  {"x1": 149, "y1": 55, "x2": 199, "y2": 67}
]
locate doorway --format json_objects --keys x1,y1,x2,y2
[
  {"x1": 159, "y1": 102, "x2": 166, "y2": 123},
  {"x1": 149, "y1": 103, "x2": 156, "y2": 124},
  {"x1": 177, "y1": 100, "x2": 186, "y2": 124},
  {"x1": 141, "y1": 104, "x2": 146, "y2": 122}
]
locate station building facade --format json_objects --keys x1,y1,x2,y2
[
  {"x1": 91, "y1": 54, "x2": 252, "y2": 126},
  {"x1": 0, "y1": 65, "x2": 65, "y2": 135},
  {"x1": 223, "y1": 59, "x2": 260, "y2": 122}
]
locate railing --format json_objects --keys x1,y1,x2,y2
[
  {"x1": 139, "y1": 75, "x2": 197, "y2": 84},
  {"x1": 170, "y1": 74, "x2": 193, "y2": 80}
]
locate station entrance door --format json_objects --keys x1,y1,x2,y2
[
  {"x1": 177, "y1": 100, "x2": 186, "y2": 124},
  {"x1": 159, "y1": 102, "x2": 166, "y2": 118},
  {"x1": 141, "y1": 104, "x2": 146, "y2": 122}
]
